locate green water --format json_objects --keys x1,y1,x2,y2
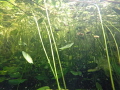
[{"x1": 0, "y1": 0, "x2": 120, "y2": 90}]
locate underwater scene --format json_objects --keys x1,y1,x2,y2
[{"x1": 0, "y1": 0, "x2": 120, "y2": 90}]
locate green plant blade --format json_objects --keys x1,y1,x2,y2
[
  {"x1": 36, "y1": 86, "x2": 50, "y2": 90},
  {"x1": 8, "y1": 79, "x2": 26, "y2": 85},
  {"x1": 0, "y1": 77, "x2": 6, "y2": 82},
  {"x1": 0, "y1": 70, "x2": 7, "y2": 75},
  {"x1": 22, "y1": 51, "x2": 33, "y2": 64},
  {"x1": 70, "y1": 71, "x2": 82, "y2": 76},
  {"x1": 96, "y1": 82, "x2": 103, "y2": 90},
  {"x1": 59, "y1": 43, "x2": 74, "y2": 51}
]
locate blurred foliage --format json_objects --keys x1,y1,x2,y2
[{"x1": 0, "y1": 0, "x2": 120, "y2": 89}]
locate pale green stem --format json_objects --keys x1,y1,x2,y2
[
  {"x1": 94, "y1": 4, "x2": 115, "y2": 90},
  {"x1": 43, "y1": 0, "x2": 61, "y2": 89},
  {"x1": 32, "y1": 12, "x2": 56, "y2": 77},
  {"x1": 44, "y1": 22, "x2": 67, "y2": 89},
  {"x1": 105, "y1": 24, "x2": 120, "y2": 64}
]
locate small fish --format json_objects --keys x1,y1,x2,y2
[
  {"x1": 86, "y1": 31, "x2": 91, "y2": 34},
  {"x1": 85, "y1": 28, "x2": 91, "y2": 34},
  {"x1": 94, "y1": 35, "x2": 99, "y2": 38},
  {"x1": 59, "y1": 43, "x2": 74, "y2": 51},
  {"x1": 22, "y1": 51, "x2": 33, "y2": 64},
  {"x1": 76, "y1": 32, "x2": 84, "y2": 36}
]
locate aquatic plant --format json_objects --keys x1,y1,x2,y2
[
  {"x1": 94, "y1": 4, "x2": 115, "y2": 90},
  {"x1": 0, "y1": 0, "x2": 120, "y2": 90}
]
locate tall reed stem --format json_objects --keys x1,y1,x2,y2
[
  {"x1": 32, "y1": 12, "x2": 57, "y2": 85},
  {"x1": 94, "y1": 4, "x2": 115, "y2": 90},
  {"x1": 43, "y1": 0, "x2": 67, "y2": 89}
]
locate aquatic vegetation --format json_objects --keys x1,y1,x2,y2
[
  {"x1": 87, "y1": 67, "x2": 100, "y2": 72},
  {"x1": 8, "y1": 79, "x2": 26, "y2": 85},
  {"x1": 0, "y1": 0, "x2": 120, "y2": 90},
  {"x1": 22, "y1": 51, "x2": 33, "y2": 64},
  {"x1": 37, "y1": 86, "x2": 50, "y2": 90},
  {"x1": 95, "y1": 4, "x2": 115, "y2": 90},
  {"x1": 70, "y1": 71, "x2": 82, "y2": 76},
  {"x1": 96, "y1": 82, "x2": 103, "y2": 90},
  {"x1": 59, "y1": 43, "x2": 74, "y2": 51}
]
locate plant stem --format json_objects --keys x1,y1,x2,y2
[
  {"x1": 43, "y1": 0, "x2": 61, "y2": 89},
  {"x1": 94, "y1": 4, "x2": 115, "y2": 90},
  {"x1": 32, "y1": 12, "x2": 56, "y2": 81}
]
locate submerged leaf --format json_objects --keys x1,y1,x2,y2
[
  {"x1": 3, "y1": 67, "x2": 20, "y2": 74},
  {"x1": 0, "y1": 77, "x2": 6, "y2": 82},
  {"x1": 96, "y1": 82, "x2": 103, "y2": 90},
  {"x1": 37, "y1": 86, "x2": 50, "y2": 90},
  {"x1": 35, "y1": 74, "x2": 48, "y2": 80},
  {"x1": 8, "y1": 79, "x2": 26, "y2": 85},
  {"x1": 0, "y1": 70, "x2": 7, "y2": 75},
  {"x1": 59, "y1": 43, "x2": 74, "y2": 51},
  {"x1": 22, "y1": 51, "x2": 33, "y2": 64},
  {"x1": 37, "y1": 18, "x2": 44, "y2": 24},
  {"x1": 9, "y1": 72, "x2": 21, "y2": 78},
  {"x1": 87, "y1": 67, "x2": 100, "y2": 72},
  {"x1": 70, "y1": 71, "x2": 82, "y2": 76}
]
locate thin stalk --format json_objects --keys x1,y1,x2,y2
[
  {"x1": 44, "y1": 21, "x2": 61, "y2": 89},
  {"x1": 44, "y1": 22, "x2": 67, "y2": 89},
  {"x1": 94, "y1": 4, "x2": 115, "y2": 90},
  {"x1": 32, "y1": 12, "x2": 56, "y2": 78},
  {"x1": 43, "y1": 0, "x2": 61, "y2": 89},
  {"x1": 43, "y1": 0, "x2": 66, "y2": 89},
  {"x1": 105, "y1": 24, "x2": 120, "y2": 64},
  {"x1": 106, "y1": 21, "x2": 120, "y2": 32}
]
